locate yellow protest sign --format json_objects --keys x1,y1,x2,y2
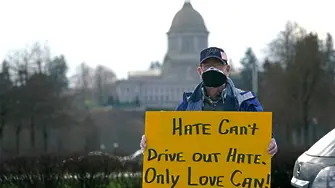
[{"x1": 142, "y1": 111, "x2": 272, "y2": 188}]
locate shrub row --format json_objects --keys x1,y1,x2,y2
[{"x1": 0, "y1": 149, "x2": 304, "y2": 188}]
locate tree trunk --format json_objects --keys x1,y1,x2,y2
[
  {"x1": 57, "y1": 139, "x2": 62, "y2": 153},
  {"x1": 15, "y1": 126, "x2": 21, "y2": 155},
  {"x1": 43, "y1": 126, "x2": 48, "y2": 153},
  {"x1": 285, "y1": 124, "x2": 293, "y2": 147},
  {"x1": 30, "y1": 115, "x2": 35, "y2": 150},
  {"x1": 0, "y1": 123, "x2": 4, "y2": 154},
  {"x1": 0, "y1": 110, "x2": 5, "y2": 154},
  {"x1": 302, "y1": 101, "x2": 309, "y2": 146}
]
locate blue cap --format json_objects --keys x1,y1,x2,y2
[{"x1": 200, "y1": 47, "x2": 228, "y2": 64}]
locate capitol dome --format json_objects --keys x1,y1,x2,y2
[{"x1": 168, "y1": 1, "x2": 208, "y2": 33}]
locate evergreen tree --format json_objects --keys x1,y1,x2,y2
[{"x1": 240, "y1": 47, "x2": 258, "y2": 90}]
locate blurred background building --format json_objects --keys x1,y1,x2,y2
[{"x1": 115, "y1": 1, "x2": 239, "y2": 109}]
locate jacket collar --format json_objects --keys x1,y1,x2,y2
[{"x1": 188, "y1": 77, "x2": 237, "y2": 103}]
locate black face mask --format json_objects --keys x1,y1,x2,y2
[{"x1": 201, "y1": 67, "x2": 227, "y2": 88}]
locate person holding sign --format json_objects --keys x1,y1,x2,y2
[{"x1": 140, "y1": 47, "x2": 277, "y2": 157}]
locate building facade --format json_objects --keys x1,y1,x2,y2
[{"x1": 116, "y1": 1, "x2": 209, "y2": 109}]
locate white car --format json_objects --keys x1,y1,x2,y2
[{"x1": 291, "y1": 128, "x2": 335, "y2": 188}]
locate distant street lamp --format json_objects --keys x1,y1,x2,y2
[
  {"x1": 113, "y1": 142, "x2": 119, "y2": 154},
  {"x1": 113, "y1": 142, "x2": 119, "y2": 149},
  {"x1": 252, "y1": 60, "x2": 258, "y2": 96}
]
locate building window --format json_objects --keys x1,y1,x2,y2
[
  {"x1": 198, "y1": 37, "x2": 207, "y2": 50},
  {"x1": 169, "y1": 37, "x2": 178, "y2": 51},
  {"x1": 182, "y1": 36, "x2": 194, "y2": 53}
]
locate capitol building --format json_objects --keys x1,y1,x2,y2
[{"x1": 115, "y1": 1, "x2": 235, "y2": 109}]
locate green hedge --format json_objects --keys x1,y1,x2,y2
[{"x1": 0, "y1": 149, "x2": 304, "y2": 188}]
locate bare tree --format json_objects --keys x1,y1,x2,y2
[
  {"x1": 286, "y1": 34, "x2": 323, "y2": 144},
  {"x1": 4, "y1": 42, "x2": 71, "y2": 154},
  {"x1": 321, "y1": 33, "x2": 335, "y2": 80},
  {"x1": 70, "y1": 62, "x2": 95, "y2": 107},
  {"x1": 264, "y1": 22, "x2": 308, "y2": 145},
  {"x1": 268, "y1": 21, "x2": 306, "y2": 67},
  {"x1": 261, "y1": 23, "x2": 335, "y2": 146},
  {"x1": 0, "y1": 60, "x2": 12, "y2": 154},
  {"x1": 93, "y1": 65, "x2": 117, "y2": 105}
]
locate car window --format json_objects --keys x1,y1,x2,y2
[{"x1": 306, "y1": 128, "x2": 335, "y2": 157}]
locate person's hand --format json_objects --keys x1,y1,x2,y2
[
  {"x1": 140, "y1": 135, "x2": 147, "y2": 153},
  {"x1": 268, "y1": 138, "x2": 278, "y2": 157}
]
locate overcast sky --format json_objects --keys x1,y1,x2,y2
[{"x1": 0, "y1": 0, "x2": 334, "y2": 79}]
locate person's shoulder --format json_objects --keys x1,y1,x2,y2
[
  {"x1": 180, "y1": 91, "x2": 193, "y2": 104},
  {"x1": 234, "y1": 88, "x2": 257, "y2": 105},
  {"x1": 175, "y1": 91, "x2": 193, "y2": 111},
  {"x1": 234, "y1": 88, "x2": 263, "y2": 111},
  {"x1": 183, "y1": 91, "x2": 193, "y2": 101}
]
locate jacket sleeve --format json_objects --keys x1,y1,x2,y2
[
  {"x1": 240, "y1": 96, "x2": 275, "y2": 139},
  {"x1": 175, "y1": 101, "x2": 187, "y2": 111},
  {"x1": 175, "y1": 92, "x2": 191, "y2": 111}
]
